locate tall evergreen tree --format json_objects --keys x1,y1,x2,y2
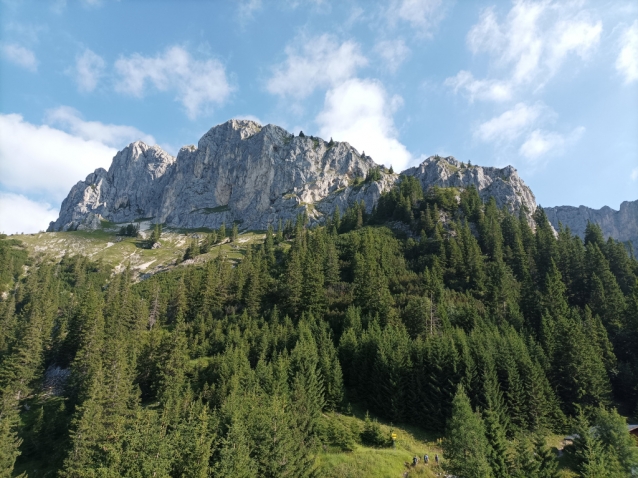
[{"x1": 443, "y1": 386, "x2": 494, "y2": 478}]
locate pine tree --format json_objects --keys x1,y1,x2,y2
[
  {"x1": 215, "y1": 419, "x2": 256, "y2": 478},
  {"x1": 532, "y1": 434, "x2": 559, "y2": 478},
  {"x1": 593, "y1": 406, "x2": 638, "y2": 475},
  {"x1": 264, "y1": 224, "x2": 275, "y2": 266},
  {"x1": 172, "y1": 400, "x2": 215, "y2": 478},
  {"x1": 284, "y1": 247, "x2": 304, "y2": 317},
  {"x1": 0, "y1": 397, "x2": 22, "y2": 478},
  {"x1": 570, "y1": 410, "x2": 625, "y2": 478},
  {"x1": 443, "y1": 385, "x2": 494, "y2": 478},
  {"x1": 483, "y1": 408, "x2": 509, "y2": 478}
]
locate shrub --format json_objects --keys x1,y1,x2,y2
[{"x1": 360, "y1": 412, "x2": 390, "y2": 447}]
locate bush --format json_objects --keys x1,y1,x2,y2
[
  {"x1": 360, "y1": 412, "x2": 390, "y2": 447},
  {"x1": 118, "y1": 223, "x2": 139, "y2": 237},
  {"x1": 318, "y1": 415, "x2": 357, "y2": 452}
]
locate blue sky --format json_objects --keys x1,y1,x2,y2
[{"x1": 0, "y1": 0, "x2": 636, "y2": 234}]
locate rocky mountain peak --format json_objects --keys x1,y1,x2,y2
[
  {"x1": 48, "y1": 119, "x2": 538, "y2": 233},
  {"x1": 403, "y1": 155, "x2": 535, "y2": 217}
]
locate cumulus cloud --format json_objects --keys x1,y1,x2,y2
[
  {"x1": 448, "y1": 1, "x2": 602, "y2": 100},
  {"x1": 375, "y1": 39, "x2": 410, "y2": 72},
  {"x1": 266, "y1": 34, "x2": 367, "y2": 99},
  {"x1": 616, "y1": 20, "x2": 638, "y2": 84},
  {"x1": 316, "y1": 78, "x2": 412, "y2": 171},
  {"x1": 0, "y1": 43, "x2": 37, "y2": 71},
  {"x1": 73, "y1": 48, "x2": 105, "y2": 92},
  {"x1": 0, "y1": 112, "x2": 153, "y2": 205},
  {"x1": 519, "y1": 127, "x2": 585, "y2": 161},
  {"x1": 114, "y1": 46, "x2": 233, "y2": 119},
  {"x1": 45, "y1": 106, "x2": 156, "y2": 148},
  {"x1": 0, "y1": 193, "x2": 58, "y2": 234},
  {"x1": 475, "y1": 102, "x2": 545, "y2": 143},
  {"x1": 387, "y1": 0, "x2": 445, "y2": 36}
]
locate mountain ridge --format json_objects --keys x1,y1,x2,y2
[
  {"x1": 48, "y1": 119, "x2": 539, "y2": 233},
  {"x1": 544, "y1": 200, "x2": 638, "y2": 249}
]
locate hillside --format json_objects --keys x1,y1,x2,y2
[
  {"x1": 13, "y1": 226, "x2": 265, "y2": 282},
  {"x1": 2, "y1": 175, "x2": 637, "y2": 477}
]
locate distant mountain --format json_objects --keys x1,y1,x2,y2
[
  {"x1": 48, "y1": 119, "x2": 538, "y2": 233},
  {"x1": 544, "y1": 200, "x2": 638, "y2": 249}
]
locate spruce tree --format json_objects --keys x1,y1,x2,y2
[
  {"x1": 0, "y1": 397, "x2": 22, "y2": 477},
  {"x1": 215, "y1": 420, "x2": 256, "y2": 478},
  {"x1": 483, "y1": 408, "x2": 509, "y2": 478},
  {"x1": 443, "y1": 385, "x2": 494, "y2": 478}
]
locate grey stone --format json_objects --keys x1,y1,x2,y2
[
  {"x1": 49, "y1": 119, "x2": 541, "y2": 233},
  {"x1": 544, "y1": 200, "x2": 638, "y2": 249},
  {"x1": 402, "y1": 156, "x2": 537, "y2": 220}
]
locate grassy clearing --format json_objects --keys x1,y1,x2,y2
[
  {"x1": 317, "y1": 410, "x2": 443, "y2": 478},
  {"x1": 11, "y1": 230, "x2": 267, "y2": 281}
]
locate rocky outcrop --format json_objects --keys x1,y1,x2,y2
[
  {"x1": 49, "y1": 120, "x2": 391, "y2": 232},
  {"x1": 49, "y1": 119, "x2": 539, "y2": 233},
  {"x1": 544, "y1": 200, "x2": 638, "y2": 247},
  {"x1": 403, "y1": 156, "x2": 536, "y2": 216}
]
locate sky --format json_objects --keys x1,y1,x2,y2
[{"x1": 0, "y1": 0, "x2": 637, "y2": 234}]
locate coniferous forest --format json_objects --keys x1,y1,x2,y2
[{"x1": 1, "y1": 179, "x2": 637, "y2": 477}]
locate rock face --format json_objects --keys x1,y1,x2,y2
[
  {"x1": 544, "y1": 200, "x2": 638, "y2": 248},
  {"x1": 49, "y1": 119, "x2": 538, "y2": 232},
  {"x1": 403, "y1": 156, "x2": 537, "y2": 216}
]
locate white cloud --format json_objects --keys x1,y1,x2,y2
[
  {"x1": 475, "y1": 102, "x2": 545, "y2": 143},
  {"x1": 45, "y1": 106, "x2": 156, "y2": 148},
  {"x1": 449, "y1": 1, "x2": 602, "y2": 100},
  {"x1": 0, "y1": 193, "x2": 58, "y2": 234},
  {"x1": 375, "y1": 39, "x2": 410, "y2": 72},
  {"x1": 266, "y1": 34, "x2": 367, "y2": 99},
  {"x1": 238, "y1": 0, "x2": 262, "y2": 22},
  {"x1": 475, "y1": 103, "x2": 584, "y2": 163},
  {"x1": 631, "y1": 167, "x2": 638, "y2": 181},
  {"x1": 616, "y1": 20, "x2": 638, "y2": 84},
  {"x1": 519, "y1": 126, "x2": 584, "y2": 161},
  {"x1": 73, "y1": 48, "x2": 105, "y2": 92},
  {"x1": 444, "y1": 70, "x2": 512, "y2": 102},
  {"x1": 0, "y1": 43, "x2": 37, "y2": 71},
  {"x1": 114, "y1": 46, "x2": 233, "y2": 119},
  {"x1": 387, "y1": 0, "x2": 445, "y2": 36},
  {"x1": 547, "y1": 15, "x2": 602, "y2": 75},
  {"x1": 316, "y1": 78, "x2": 412, "y2": 171},
  {"x1": 0, "y1": 112, "x2": 153, "y2": 203}
]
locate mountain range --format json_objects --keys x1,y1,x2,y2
[{"x1": 48, "y1": 119, "x2": 637, "y2": 247}]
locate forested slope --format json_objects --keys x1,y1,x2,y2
[{"x1": 1, "y1": 177, "x2": 637, "y2": 477}]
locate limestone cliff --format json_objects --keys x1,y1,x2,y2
[
  {"x1": 544, "y1": 200, "x2": 638, "y2": 248},
  {"x1": 48, "y1": 119, "x2": 538, "y2": 232},
  {"x1": 403, "y1": 156, "x2": 536, "y2": 216}
]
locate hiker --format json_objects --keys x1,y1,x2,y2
[
  {"x1": 424, "y1": 454, "x2": 429, "y2": 464},
  {"x1": 435, "y1": 454, "x2": 439, "y2": 465},
  {"x1": 413, "y1": 456, "x2": 418, "y2": 466}
]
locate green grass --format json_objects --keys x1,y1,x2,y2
[
  {"x1": 11, "y1": 229, "x2": 267, "y2": 280},
  {"x1": 192, "y1": 205, "x2": 230, "y2": 214},
  {"x1": 317, "y1": 411, "x2": 442, "y2": 478}
]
